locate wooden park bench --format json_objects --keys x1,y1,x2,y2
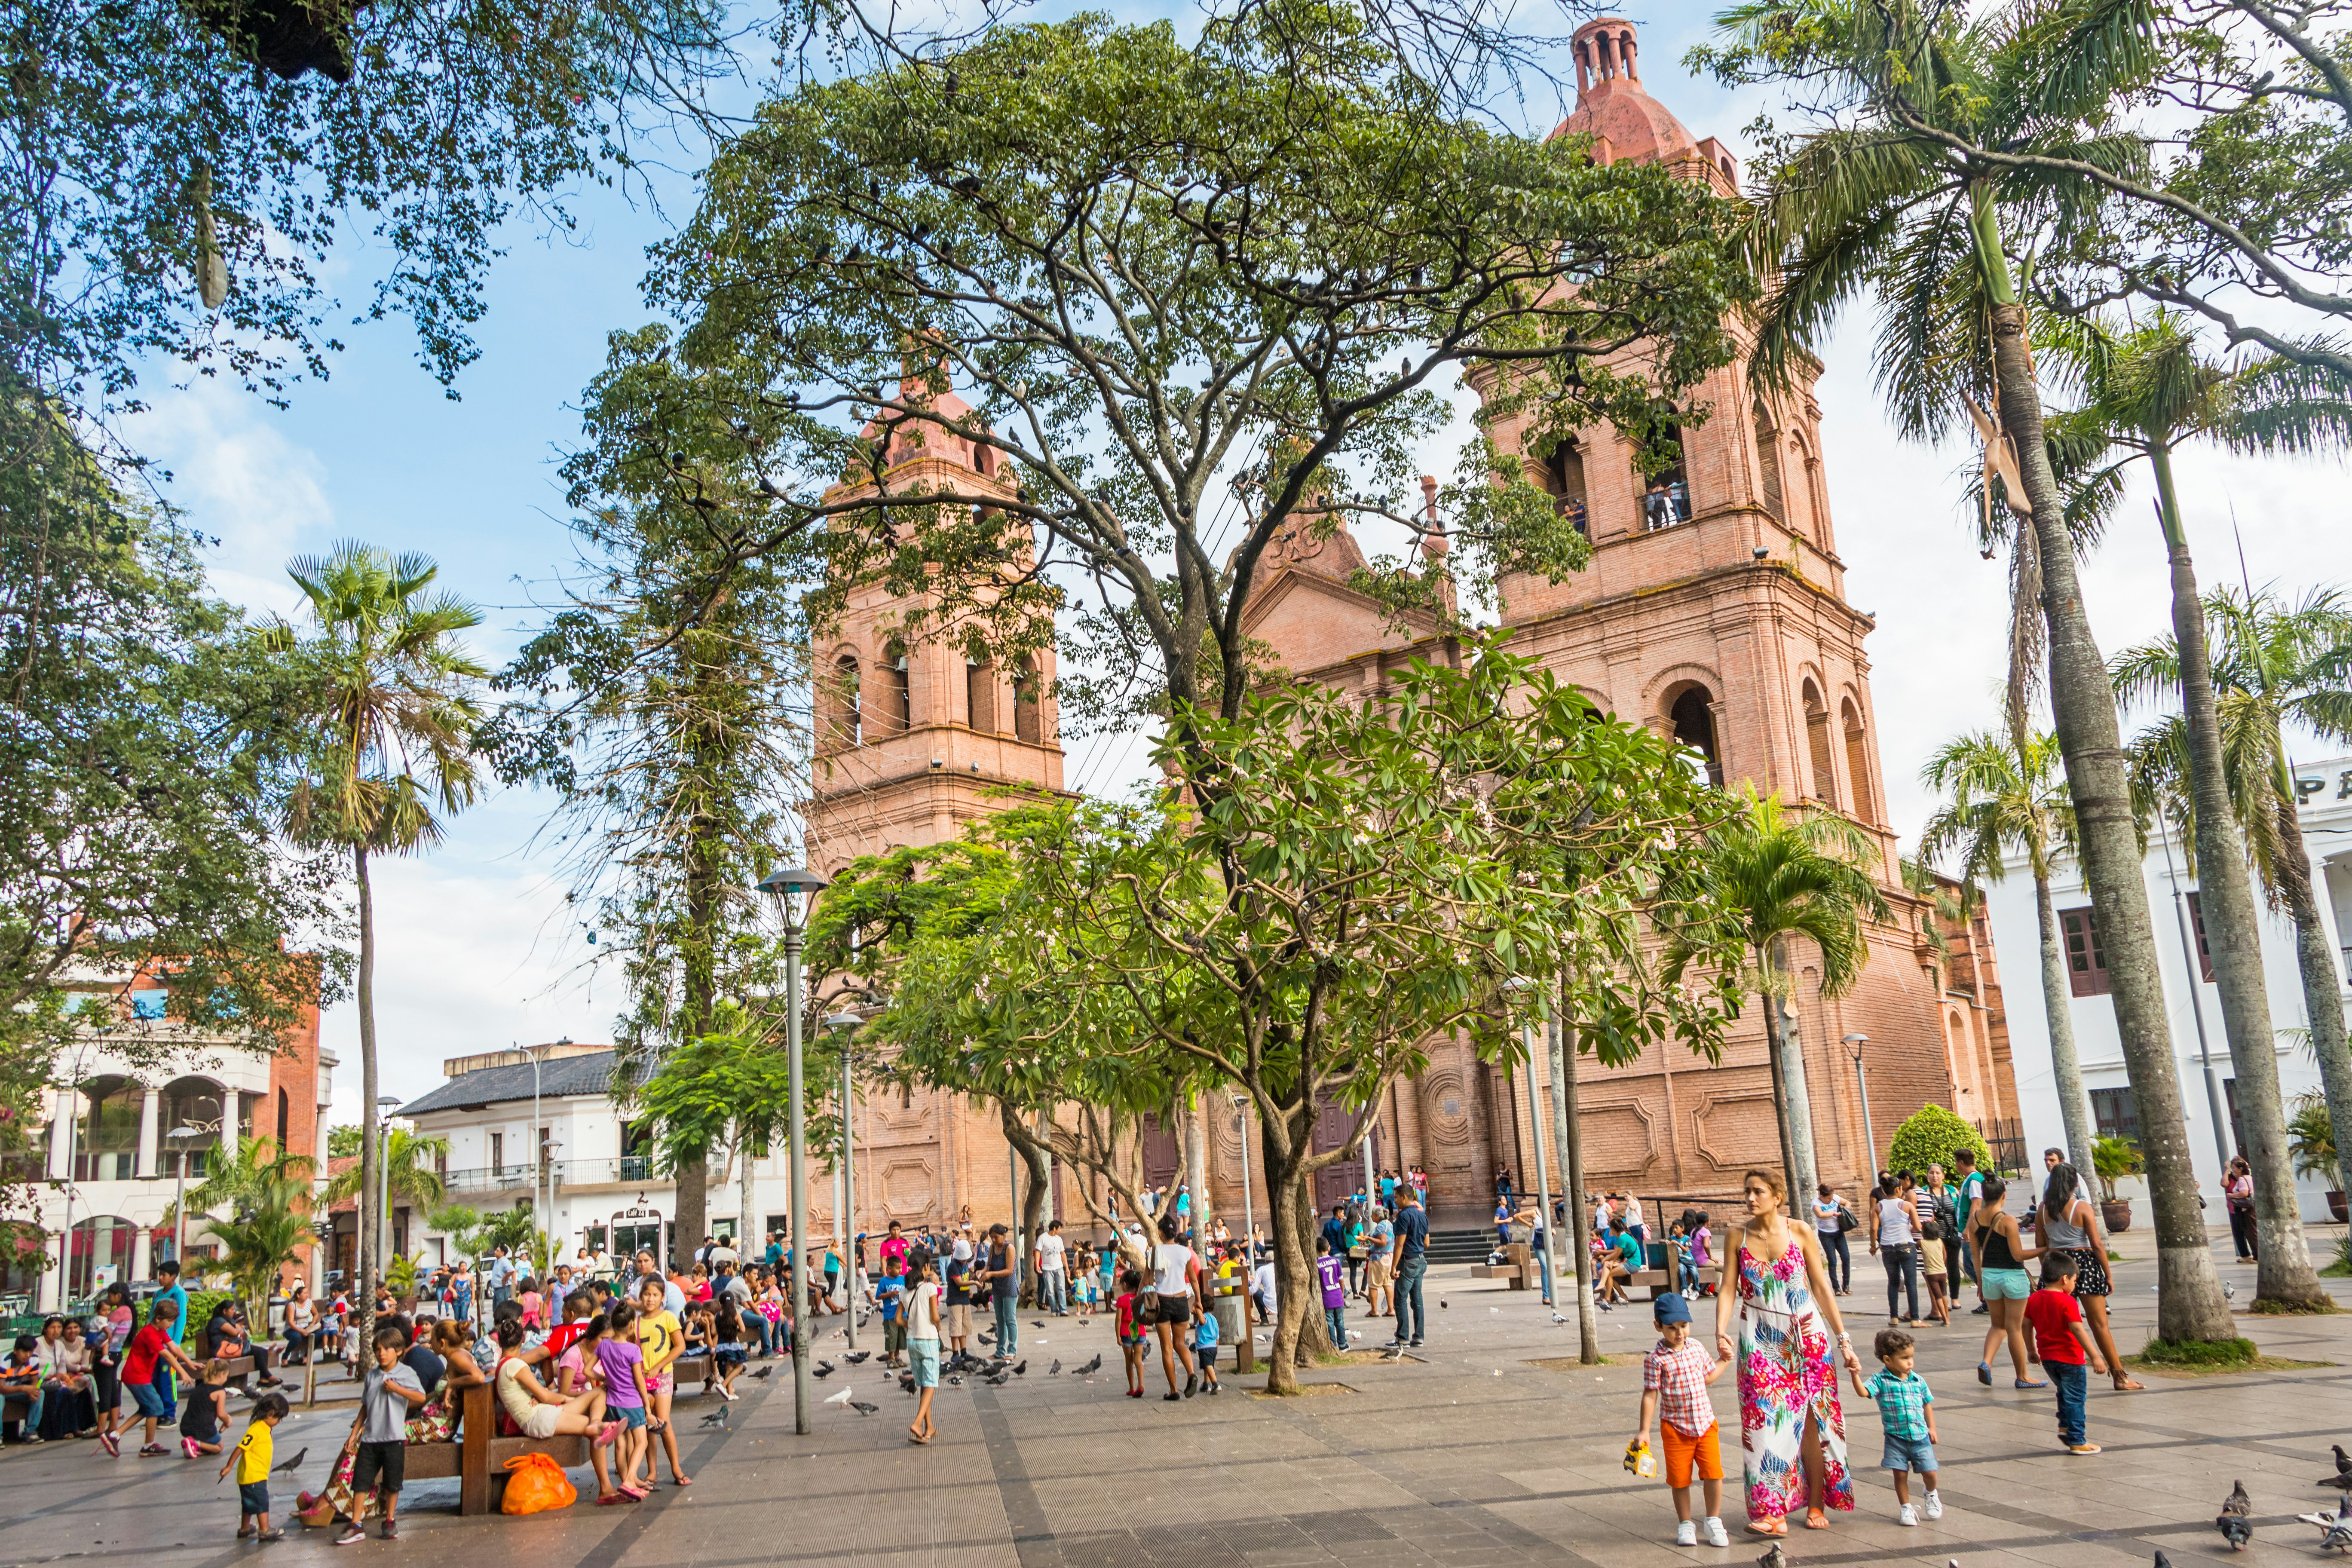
[{"x1": 401, "y1": 1381, "x2": 586, "y2": 1516}]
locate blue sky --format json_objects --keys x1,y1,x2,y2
[{"x1": 119, "y1": 2, "x2": 2352, "y2": 1125}]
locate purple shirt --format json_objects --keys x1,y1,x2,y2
[
  {"x1": 1315, "y1": 1253, "x2": 1345, "y2": 1308},
  {"x1": 597, "y1": 1338, "x2": 646, "y2": 1408}
]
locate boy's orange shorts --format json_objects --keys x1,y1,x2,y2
[{"x1": 1662, "y1": 1420, "x2": 1722, "y2": 1487}]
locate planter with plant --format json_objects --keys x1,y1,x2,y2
[
  {"x1": 2286, "y1": 1093, "x2": 2345, "y2": 1223},
  {"x1": 1885, "y1": 1104, "x2": 1995, "y2": 1181},
  {"x1": 383, "y1": 1250, "x2": 424, "y2": 1309},
  {"x1": 2093, "y1": 1136, "x2": 2144, "y2": 1231}
]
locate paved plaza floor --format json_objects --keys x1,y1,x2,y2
[{"x1": 6, "y1": 1228, "x2": 2349, "y2": 1568}]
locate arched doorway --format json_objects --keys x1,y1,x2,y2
[{"x1": 1666, "y1": 685, "x2": 1723, "y2": 787}]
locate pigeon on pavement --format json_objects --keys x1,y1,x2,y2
[
  {"x1": 823, "y1": 1385, "x2": 854, "y2": 1406},
  {"x1": 986, "y1": 1372, "x2": 1011, "y2": 1386},
  {"x1": 698, "y1": 1409, "x2": 729, "y2": 1429},
  {"x1": 1076, "y1": 1355, "x2": 1102, "y2": 1375},
  {"x1": 850, "y1": 1401, "x2": 879, "y2": 1415},
  {"x1": 2334, "y1": 1443, "x2": 2352, "y2": 1476},
  {"x1": 751, "y1": 1365, "x2": 773, "y2": 1381},
  {"x1": 1012, "y1": 1360, "x2": 1028, "y2": 1376},
  {"x1": 1048, "y1": 1360, "x2": 1062, "y2": 1375},
  {"x1": 1755, "y1": 1543, "x2": 1785, "y2": 1568},
  {"x1": 2155, "y1": 1551, "x2": 2175, "y2": 1568},
  {"x1": 272, "y1": 1446, "x2": 307, "y2": 1475},
  {"x1": 2225, "y1": 1479, "x2": 2252, "y2": 1517},
  {"x1": 813, "y1": 1361, "x2": 835, "y2": 1378},
  {"x1": 2215, "y1": 1511, "x2": 2253, "y2": 1551},
  {"x1": 844, "y1": 1350, "x2": 871, "y2": 1364}
]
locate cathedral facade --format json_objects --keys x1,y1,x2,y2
[{"x1": 802, "y1": 18, "x2": 2018, "y2": 1235}]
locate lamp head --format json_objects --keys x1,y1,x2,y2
[
  {"x1": 758, "y1": 866, "x2": 829, "y2": 898},
  {"x1": 823, "y1": 1012, "x2": 863, "y2": 1029},
  {"x1": 167, "y1": 1125, "x2": 202, "y2": 1142}
]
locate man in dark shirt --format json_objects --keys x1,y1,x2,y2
[
  {"x1": 389, "y1": 1315, "x2": 443, "y2": 1393},
  {"x1": 1390, "y1": 1188, "x2": 1430, "y2": 1349},
  {"x1": 984, "y1": 1225, "x2": 1018, "y2": 1357}
]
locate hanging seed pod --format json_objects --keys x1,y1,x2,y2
[{"x1": 193, "y1": 165, "x2": 229, "y2": 311}]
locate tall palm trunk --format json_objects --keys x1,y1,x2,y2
[
  {"x1": 1770, "y1": 937, "x2": 1820, "y2": 1203},
  {"x1": 2270, "y1": 792, "x2": 2352, "y2": 1204},
  {"x1": 1548, "y1": 1008, "x2": 1599, "y2": 1365},
  {"x1": 2033, "y1": 874, "x2": 2099, "y2": 1186},
  {"x1": 1183, "y1": 1090, "x2": 1213, "y2": 1242},
  {"x1": 2148, "y1": 447, "x2": 2324, "y2": 1305},
  {"x1": 354, "y1": 843, "x2": 378, "y2": 1366},
  {"x1": 1990, "y1": 301, "x2": 2234, "y2": 1341}
]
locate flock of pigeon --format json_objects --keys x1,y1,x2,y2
[
  {"x1": 1749, "y1": 1443, "x2": 2352, "y2": 1567},
  {"x1": 783, "y1": 1316, "x2": 1115, "y2": 1417}
]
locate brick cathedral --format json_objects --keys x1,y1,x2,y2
[{"x1": 802, "y1": 17, "x2": 2018, "y2": 1234}]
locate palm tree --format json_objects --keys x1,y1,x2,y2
[
  {"x1": 273, "y1": 542, "x2": 484, "y2": 1354},
  {"x1": 322, "y1": 1126, "x2": 449, "y2": 1223},
  {"x1": 1718, "y1": 0, "x2": 2238, "y2": 1341},
  {"x1": 1681, "y1": 787, "x2": 1890, "y2": 1209},
  {"x1": 2046, "y1": 317, "x2": 2347, "y2": 1305},
  {"x1": 178, "y1": 1136, "x2": 319, "y2": 1332},
  {"x1": 1919, "y1": 729, "x2": 2099, "y2": 1182},
  {"x1": 2113, "y1": 584, "x2": 2352, "y2": 1213}
]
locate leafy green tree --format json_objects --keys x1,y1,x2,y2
[
  {"x1": 1669, "y1": 788, "x2": 1890, "y2": 1210},
  {"x1": 273, "y1": 543, "x2": 482, "y2": 1353},
  {"x1": 322, "y1": 1125, "x2": 448, "y2": 1213},
  {"x1": 2, "y1": 0, "x2": 752, "y2": 429},
  {"x1": 327, "y1": 1125, "x2": 364, "y2": 1160},
  {"x1": 1886, "y1": 1104, "x2": 1994, "y2": 1182},
  {"x1": 1700, "y1": 0, "x2": 2239, "y2": 1343},
  {"x1": 634, "y1": 1008, "x2": 796, "y2": 1238},
  {"x1": 873, "y1": 645, "x2": 1748, "y2": 1393},
  {"x1": 633, "y1": 2, "x2": 1743, "y2": 746},
  {"x1": 1920, "y1": 728, "x2": 2096, "y2": 1183},
  {"x1": 0, "y1": 398, "x2": 344, "y2": 1239},
  {"x1": 488, "y1": 334, "x2": 810, "y2": 1262},
  {"x1": 2114, "y1": 584, "x2": 2352, "y2": 1213}
]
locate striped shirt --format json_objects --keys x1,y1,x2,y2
[{"x1": 1863, "y1": 1369, "x2": 1934, "y2": 1439}]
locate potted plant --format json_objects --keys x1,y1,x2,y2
[
  {"x1": 2092, "y1": 1136, "x2": 2143, "y2": 1231},
  {"x1": 2285, "y1": 1093, "x2": 2344, "y2": 1223},
  {"x1": 383, "y1": 1250, "x2": 424, "y2": 1311}
]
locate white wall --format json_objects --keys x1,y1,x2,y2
[{"x1": 1987, "y1": 752, "x2": 2352, "y2": 1223}]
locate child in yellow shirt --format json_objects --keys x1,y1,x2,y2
[{"x1": 220, "y1": 1390, "x2": 290, "y2": 1541}]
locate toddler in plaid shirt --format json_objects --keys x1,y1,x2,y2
[
  {"x1": 1850, "y1": 1326, "x2": 1941, "y2": 1525},
  {"x1": 1632, "y1": 1292, "x2": 1731, "y2": 1548}
]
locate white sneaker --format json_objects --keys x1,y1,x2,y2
[
  {"x1": 1674, "y1": 1520, "x2": 1697, "y2": 1547},
  {"x1": 1703, "y1": 1517, "x2": 1729, "y2": 1547},
  {"x1": 1923, "y1": 1491, "x2": 1942, "y2": 1520},
  {"x1": 1898, "y1": 1503, "x2": 1919, "y2": 1527}
]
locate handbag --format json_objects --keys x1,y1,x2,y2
[{"x1": 1835, "y1": 1203, "x2": 1858, "y2": 1234}]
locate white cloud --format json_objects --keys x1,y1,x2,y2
[{"x1": 126, "y1": 380, "x2": 335, "y2": 618}]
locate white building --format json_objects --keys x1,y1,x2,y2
[
  {"x1": 397, "y1": 1044, "x2": 808, "y2": 1269},
  {"x1": 4, "y1": 974, "x2": 332, "y2": 1314},
  {"x1": 1984, "y1": 750, "x2": 2352, "y2": 1222}
]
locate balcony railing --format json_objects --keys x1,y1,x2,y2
[
  {"x1": 440, "y1": 1155, "x2": 720, "y2": 1196},
  {"x1": 440, "y1": 1164, "x2": 536, "y2": 1195}
]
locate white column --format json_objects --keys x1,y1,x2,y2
[
  {"x1": 136, "y1": 1086, "x2": 162, "y2": 1179},
  {"x1": 132, "y1": 1225, "x2": 153, "y2": 1283},
  {"x1": 218, "y1": 1090, "x2": 240, "y2": 1163},
  {"x1": 46, "y1": 1087, "x2": 76, "y2": 1179}
]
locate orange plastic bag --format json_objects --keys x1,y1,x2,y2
[{"x1": 500, "y1": 1452, "x2": 578, "y2": 1515}]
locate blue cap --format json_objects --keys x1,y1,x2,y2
[{"x1": 1652, "y1": 1291, "x2": 1692, "y2": 1324}]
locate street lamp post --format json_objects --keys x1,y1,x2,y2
[
  {"x1": 1519, "y1": 1025, "x2": 1557, "y2": 1305},
  {"x1": 1231, "y1": 1093, "x2": 1255, "y2": 1267},
  {"x1": 166, "y1": 1125, "x2": 202, "y2": 1272},
  {"x1": 1842, "y1": 1034, "x2": 1876, "y2": 1176},
  {"x1": 760, "y1": 866, "x2": 829, "y2": 1436}
]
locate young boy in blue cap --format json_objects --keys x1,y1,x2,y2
[{"x1": 1632, "y1": 1291, "x2": 1731, "y2": 1548}]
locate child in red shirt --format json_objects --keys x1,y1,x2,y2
[
  {"x1": 2023, "y1": 1254, "x2": 2106, "y2": 1454},
  {"x1": 121, "y1": 1298, "x2": 204, "y2": 1457},
  {"x1": 1115, "y1": 1269, "x2": 1145, "y2": 1399}
]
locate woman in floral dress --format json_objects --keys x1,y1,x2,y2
[{"x1": 1712, "y1": 1168, "x2": 1861, "y2": 1536}]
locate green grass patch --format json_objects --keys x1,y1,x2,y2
[
  {"x1": 2135, "y1": 1334, "x2": 2260, "y2": 1366},
  {"x1": 2245, "y1": 1294, "x2": 2345, "y2": 1314}
]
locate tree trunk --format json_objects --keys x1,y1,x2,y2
[
  {"x1": 1292, "y1": 1164, "x2": 1335, "y2": 1358},
  {"x1": 2149, "y1": 447, "x2": 2324, "y2": 1306},
  {"x1": 1773, "y1": 989, "x2": 1819, "y2": 1205},
  {"x1": 1263, "y1": 1152, "x2": 1324, "y2": 1395},
  {"x1": 354, "y1": 842, "x2": 377, "y2": 1371},
  {"x1": 1549, "y1": 1008, "x2": 1600, "y2": 1365},
  {"x1": 1761, "y1": 973, "x2": 1803, "y2": 1221},
  {"x1": 1184, "y1": 1090, "x2": 1213, "y2": 1242},
  {"x1": 1990, "y1": 302, "x2": 2234, "y2": 1341},
  {"x1": 2273, "y1": 792, "x2": 2352, "y2": 1204},
  {"x1": 2034, "y1": 873, "x2": 2099, "y2": 1188},
  {"x1": 738, "y1": 1122, "x2": 757, "y2": 1265},
  {"x1": 1002, "y1": 1102, "x2": 1048, "y2": 1308}
]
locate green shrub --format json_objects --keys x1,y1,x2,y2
[
  {"x1": 2137, "y1": 1334, "x2": 2258, "y2": 1366},
  {"x1": 1885, "y1": 1104, "x2": 1994, "y2": 1178}
]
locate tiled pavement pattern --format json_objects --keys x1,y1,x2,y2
[{"x1": 5, "y1": 1227, "x2": 2348, "y2": 1568}]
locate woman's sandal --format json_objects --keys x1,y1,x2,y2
[
  {"x1": 1744, "y1": 1520, "x2": 1787, "y2": 1537},
  {"x1": 1804, "y1": 1510, "x2": 1830, "y2": 1530}
]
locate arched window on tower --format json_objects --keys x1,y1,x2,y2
[
  {"x1": 1011, "y1": 655, "x2": 1044, "y2": 744},
  {"x1": 966, "y1": 657, "x2": 997, "y2": 732},
  {"x1": 1536, "y1": 436, "x2": 1588, "y2": 537},
  {"x1": 1802, "y1": 679, "x2": 1836, "y2": 806},
  {"x1": 1752, "y1": 400, "x2": 1785, "y2": 524},
  {"x1": 825, "y1": 654, "x2": 862, "y2": 748},
  {"x1": 1636, "y1": 425, "x2": 1692, "y2": 530},
  {"x1": 876, "y1": 643, "x2": 911, "y2": 736},
  {"x1": 1842, "y1": 698, "x2": 1875, "y2": 821},
  {"x1": 1668, "y1": 685, "x2": 1722, "y2": 787}
]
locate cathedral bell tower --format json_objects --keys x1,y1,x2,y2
[{"x1": 804, "y1": 379, "x2": 1068, "y2": 876}]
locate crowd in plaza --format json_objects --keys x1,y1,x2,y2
[{"x1": 0, "y1": 1147, "x2": 2279, "y2": 1551}]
